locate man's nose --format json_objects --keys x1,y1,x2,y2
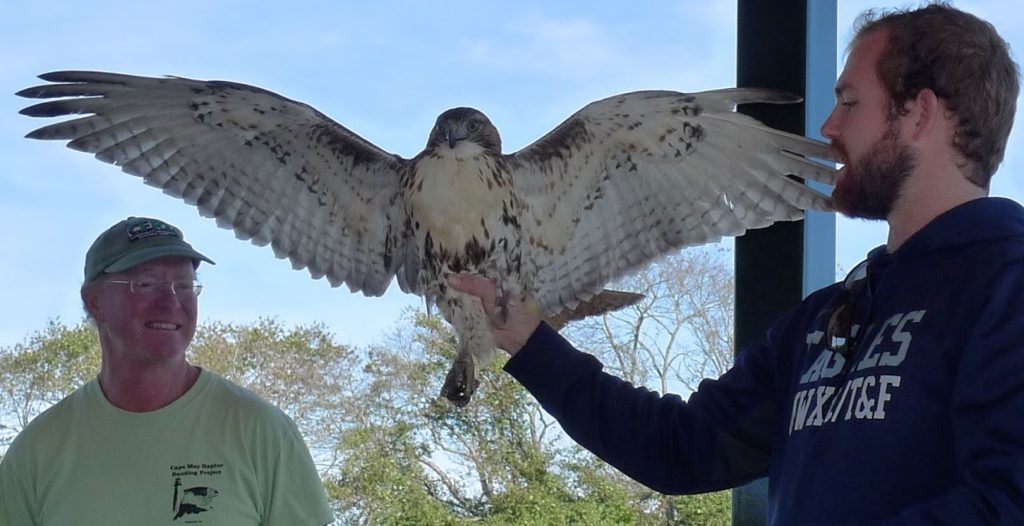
[{"x1": 820, "y1": 106, "x2": 840, "y2": 140}]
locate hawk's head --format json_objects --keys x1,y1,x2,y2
[{"x1": 426, "y1": 107, "x2": 501, "y2": 154}]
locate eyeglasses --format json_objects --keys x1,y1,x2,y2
[
  {"x1": 825, "y1": 258, "x2": 871, "y2": 356},
  {"x1": 105, "y1": 278, "x2": 203, "y2": 297}
]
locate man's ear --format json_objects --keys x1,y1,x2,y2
[
  {"x1": 81, "y1": 283, "x2": 104, "y2": 323},
  {"x1": 908, "y1": 88, "x2": 943, "y2": 141}
]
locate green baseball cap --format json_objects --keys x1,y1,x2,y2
[{"x1": 84, "y1": 217, "x2": 215, "y2": 282}]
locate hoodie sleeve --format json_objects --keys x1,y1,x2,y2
[{"x1": 504, "y1": 322, "x2": 776, "y2": 494}]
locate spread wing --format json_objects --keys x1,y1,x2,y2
[
  {"x1": 18, "y1": 71, "x2": 415, "y2": 296},
  {"x1": 507, "y1": 89, "x2": 835, "y2": 314}
]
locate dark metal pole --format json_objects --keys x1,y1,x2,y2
[{"x1": 734, "y1": 1, "x2": 809, "y2": 524}]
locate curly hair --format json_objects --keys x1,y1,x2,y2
[{"x1": 854, "y1": 2, "x2": 1019, "y2": 187}]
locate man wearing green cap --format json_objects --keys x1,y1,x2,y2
[{"x1": 0, "y1": 217, "x2": 335, "y2": 525}]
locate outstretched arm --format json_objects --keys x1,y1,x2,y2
[{"x1": 449, "y1": 272, "x2": 773, "y2": 494}]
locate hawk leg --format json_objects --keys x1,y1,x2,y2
[{"x1": 440, "y1": 293, "x2": 497, "y2": 407}]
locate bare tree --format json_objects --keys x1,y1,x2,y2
[
  {"x1": 560, "y1": 247, "x2": 736, "y2": 524},
  {"x1": 567, "y1": 247, "x2": 735, "y2": 394}
]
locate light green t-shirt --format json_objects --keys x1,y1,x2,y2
[{"x1": 0, "y1": 369, "x2": 334, "y2": 526}]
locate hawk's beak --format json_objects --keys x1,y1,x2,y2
[{"x1": 446, "y1": 125, "x2": 470, "y2": 149}]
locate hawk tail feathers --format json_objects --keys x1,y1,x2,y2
[{"x1": 546, "y1": 289, "x2": 645, "y2": 330}]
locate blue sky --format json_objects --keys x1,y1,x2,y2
[{"x1": 0, "y1": 1, "x2": 1021, "y2": 349}]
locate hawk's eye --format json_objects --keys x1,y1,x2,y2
[{"x1": 467, "y1": 121, "x2": 481, "y2": 132}]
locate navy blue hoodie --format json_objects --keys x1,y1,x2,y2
[{"x1": 505, "y1": 197, "x2": 1024, "y2": 524}]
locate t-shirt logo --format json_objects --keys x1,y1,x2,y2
[{"x1": 172, "y1": 477, "x2": 219, "y2": 521}]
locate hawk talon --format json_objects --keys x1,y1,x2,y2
[
  {"x1": 494, "y1": 285, "x2": 510, "y2": 325},
  {"x1": 441, "y1": 356, "x2": 478, "y2": 408}
]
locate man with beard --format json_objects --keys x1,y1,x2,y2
[{"x1": 449, "y1": 3, "x2": 1024, "y2": 524}]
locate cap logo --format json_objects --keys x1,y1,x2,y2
[{"x1": 126, "y1": 219, "x2": 180, "y2": 242}]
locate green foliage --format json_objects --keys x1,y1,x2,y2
[
  {"x1": 669, "y1": 491, "x2": 733, "y2": 525},
  {"x1": 329, "y1": 423, "x2": 458, "y2": 525},
  {"x1": 189, "y1": 317, "x2": 363, "y2": 476},
  {"x1": 190, "y1": 318, "x2": 359, "y2": 416},
  {"x1": 0, "y1": 319, "x2": 100, "y2": 442}
]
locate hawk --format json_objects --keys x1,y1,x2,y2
[{"x1": 18, "y1": 71, "x2": 834, "y2": 406}]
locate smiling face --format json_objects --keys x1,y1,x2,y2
[
  {"x1": 821, "y1": 30, "x2": 916, "y2": 220},
  {"x1": 83, "y1": 256, "x2": 199, "y2": 367}
]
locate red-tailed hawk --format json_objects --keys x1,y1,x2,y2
[{"x1": 18, "y1": 71, "x2": 834, "y2": 406}]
